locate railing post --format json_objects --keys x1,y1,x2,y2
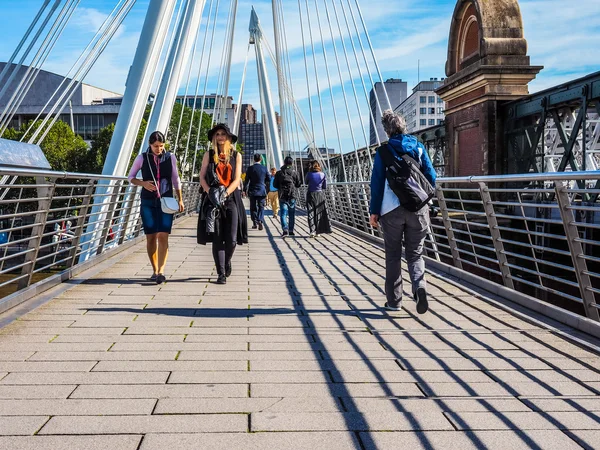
[
  {"x1": 96, "y1": 181, "x2": 123, "y2": 256},
  {"x1": 344, "y1": 185, "x2": 359, "y2": 230},
  {"x1": 435, "y1": 185, "x2": 463, "y2": 270},
  {"x1": 68, "y1": 180, "x2": 96, "y2": 268},
  {"x1": 18, "y1": 177, "x2": 56, "y2": 289},
  {"x1": 554, "y1": 181, "x2": 599, "y2": 321},
  {"x1": 118, "y1": 185, "x2": 137, "y2": 246},
  {"x1": 427, "y1": 224, "x2": 441, "y2": 262},
  {"x1": 478, "y1": 182, "x2": 514, "y2": 289}
]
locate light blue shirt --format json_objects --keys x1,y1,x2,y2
[{"x1": 270, "y1": 177, "x2": 278, "y2": 192}]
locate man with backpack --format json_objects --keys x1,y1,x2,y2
[
  {"x1": 273, "y1": 156, "x2": 302, "y2": 237},
  {"x1": 369, "y1": 110, "x2": 437, "y2": 314}
]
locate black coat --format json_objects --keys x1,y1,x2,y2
[{"x1": 197, "y1": 188, "x2": 248, "y2": 245}]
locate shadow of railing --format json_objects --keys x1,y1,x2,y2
[{"x1": 288, "y1": 216, "x2": 600, "y2": 448}]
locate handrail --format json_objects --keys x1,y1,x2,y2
[
  {"x1": 326, "y1": 170, "x2": 600, "y2": 186},
  {"x1": 298, "y1": 171, "x2": 600, "y2": 322},
  {"x1": 0, "y1": 168, "x2": 202, "y2": 299},
  {"x1": 0, "y1": 165, "x2": 130, "y2": 180}
]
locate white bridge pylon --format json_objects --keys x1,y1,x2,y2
[{"x1": 249, "y1": 7, "x2": 283, "y2": 169}]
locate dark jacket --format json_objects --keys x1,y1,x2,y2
[
  {"x1": 245, "y1": 163, "x2": 271, "y2": 197},
  {"x1": 369, "y1": 134, "x2": 437, "y2": 215},
  {"x1": 273, "y1": 165, "x2": 302, "y2": 202}
]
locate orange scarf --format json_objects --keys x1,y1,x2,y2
[{"x1": 216, "y1": 153, "x2": 232, "y2": 186}]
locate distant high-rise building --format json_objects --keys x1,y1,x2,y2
[
  {"x1": 369, "y1": 78, "x2": 408, "y2": 145},
  {"x1": 395, "y1": 78, "x2": 445, "y2": 134},
  {"x1": 238, "y1": 104, "x2": 257, "y2": 125},
  {"x1": 239, "y1": 122, "x2": 266, "y2": 172}
]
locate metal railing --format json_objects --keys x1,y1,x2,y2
[
  {"x1": 0, "y1": 166, "x2": 201, "y2": 298},
  {"x1": 299, "y1": 172, "x2": 600, "y2": 322}
]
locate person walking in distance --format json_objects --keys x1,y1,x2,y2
[
  {"x1": 197, "y1": 124, "x2": 247, "y2": 284},
  {"x1": 369, "y1": 110, "x2": 436, "y2": 314},
  {"x1": 267, "y1": 167, "x2": 279, "y2": 220},
  {"x1": 128, "y1": 131, "x2": 185, "y2": 285},
  {"x1": 244, "y1": 153, "x2": 270, "y2": 231},
  {"x1": 273, "y1": 156, "x2": 302, "y2": 237},
  {"x1": 305, "y1": 161, "x2": 332, "y2": 238}
]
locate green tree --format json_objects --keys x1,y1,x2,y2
[
  {"x1": 90, "y1": 103, "x2": 214, "y2": 179},
  {"x1": 83, "y1": 118, "x2": 147, "y2": 174},
  {"x1": 167, "y1": 103, "x2": 214, "y2": 179}
]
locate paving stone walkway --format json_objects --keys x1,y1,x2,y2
[{"x1": 0, "y1": 213, "x2": 599, "y2": 449}]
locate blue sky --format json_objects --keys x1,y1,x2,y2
[{"x1": 1, "y1": 0, "x2": 599, "y2": 154}]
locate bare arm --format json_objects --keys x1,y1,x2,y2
[
  {"x1": 199, "y1": 152, "x2": 210, "y2": 193},
  {"x1": 226, "y1": 152, "x2": 243, "y2": 196}
]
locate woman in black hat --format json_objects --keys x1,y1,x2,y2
[{"x1": 197, "y1": 123, "x2": 248, "y2": 284}]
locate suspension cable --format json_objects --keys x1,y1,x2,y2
[
  {"x1": 0, "y1": 0, "x2": 61, "y2": 109},
  {"x1": 211, "y1": 0, "x2": 235, "y2": 125},
  {"x1": 313, "y1": 0, "x2": 347, "y2": 182},
  {"x1": 344, "y1": 0, "x2": 384, "y2": 121},
  {"x1": 303, "y1": 0, "x2": 332, "y2": 178},
  {"x1": 25, "y1": 0, "x2": 133, "y2": 144},
  {"x1": 181, "y1": 0, "x2": 216, "y2": 179},
  {"x1": 352, "y1": 0, "x2": 391, "y2": 110},
  {"x1": 136, "y1": 0, "x2": 187, "y2": 155},
  {"x1": 277, "y1": 1, "x2": 304, "y2": 179},
  {"x1": 337, "y1": 0, "x2": 377, "y2": 164},
  {"x1": 329, "y1": 0, "x2": 371, "y2": 153},
  {"x1": 173, "y1": 3, "x2": 204, "y2": 155},
  {"x1": 0, "y1": 0, "x2": 52, "y2": 91},
  {"x1": 233, "y1": 43, "x2": 250, "y2": 136},
  {"x1": 296, "y1": 0, "x2": 318, "y2": 164},
  {"x1": 0, "y1": 0, "x2": 80, "y2": 135},
  {"x1": 189, "y1": 0, "x2": 222, "y2": 178},
  {"x1": 322, "y1": 0, "x2": 363, "y2": 181},
  {"x1": 220, "y1": 0, "x2": 238, "y2": 121}
]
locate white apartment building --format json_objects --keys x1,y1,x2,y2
[{"x1": 395, "y1": 79, "x2": 445, "y2": 134}]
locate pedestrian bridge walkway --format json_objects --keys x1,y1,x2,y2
[{"x1": 0, "y1": 214, "x2": 599, "y2": 450}]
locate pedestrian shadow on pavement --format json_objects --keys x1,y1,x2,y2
[
  {"x1": 261, "y1": 216, "x2": 598, "y2": 450},
  {"x1": 74, "y1": 277, "x2": 213, "y2": 286}
]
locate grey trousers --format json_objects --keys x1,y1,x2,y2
[{"x1": 380, "y1": 206, "x2": 429, "y2": 307}]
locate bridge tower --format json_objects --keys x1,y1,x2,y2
[{"x1": 436, "y1": 0, "x2": 543, "y2": 176}]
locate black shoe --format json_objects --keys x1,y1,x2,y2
[
  {"x1": 415, "y1": 287, "x2": 428, "y2": 314},
  {"x1": 216, "y1": 274, "x2": 227, "y2": 284},
  {"x1": 282, "y1": 230, "x2": 289, "y2": 237},
  {"x1": 289, "y1": 231, "x2": 295, "y2": 237},
  {"x1": 226, "y1": 262, "x2": 232, "y2": 277},
  {"x1": 155, "y1": 274, "x2": 166, "y2": 285},
  {"x1": 258, "y1": 223, "x2": 263, "y2": 231},
  {"x1": 149, "y1": 273, "x2": 157, "y2": 282},
  {"x1": 252, "y1": 223, "x2": 257, "y2": 229}
]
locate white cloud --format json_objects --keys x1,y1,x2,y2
[
  {"x1": 2, "y1": 0, "x2": 599, "y2": 154},
  {"x1": 72, "y1": 7, "x2": 109, "y2": 32}
]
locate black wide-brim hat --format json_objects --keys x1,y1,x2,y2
[{"x1": 207, "y1": 123, "x2": 238, "y2": 144}]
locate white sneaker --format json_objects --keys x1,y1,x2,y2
[
  {"x1": 310, "y1": 232, "x2": 316, "y2": 238},
  {"x1": 384, "y1": 302, "x2": 402, "y2": 312}
]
